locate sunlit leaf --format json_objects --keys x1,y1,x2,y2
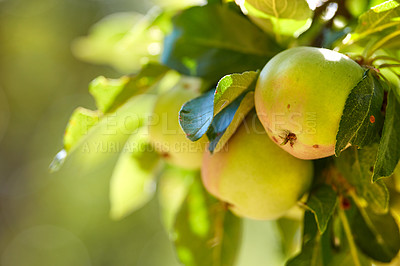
[
  {"x1": 63, "y1": 107, "x2": 100, "y2": 152},
  {"x1": 89, "y1": 63, "x2": 169, "y2": 113},
  {"x1": 243, "y1": 0, "x2": 312, "y2": 38},
  {"x1": 58, "y1": 94, "x2": 157, "y2": 172},
  {"x1": 173, "y1": 178, "x2": 242, "y2": 266},
  {"x1": 109, "y1": 127, "x2": 160, "y2": 220},
  {"x1": 157, "y1": 165, "x2": 196, "y2": 232},
  {"x1": 72, "y1": 10, "x2": 171, "y2": 73},
  {"x1": 350, "y1": 0, "x2": 400, "y2": 43}
]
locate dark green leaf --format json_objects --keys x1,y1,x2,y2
[
  {"x1": 351, "y1": 206, "x2": 400, "y2": 262},
  {"x1": 179, "y1": 71, "x2": 258, "y2": 145},
  {"x1": 162, "y1": 5, "x2": 282, "y2": 81},
  {"x1": 206, "y1": 93, "x2": 245, "y2": 152},
  {"x1": 373, "y1": 89, "x2": 400, "y2": 181},
  {"x1": 328, "y1": 207, "x2": 372, "y2": 266},
  {"x1": 179, "y1": 89, "x2": 215, "y2": 141},
  {"x1": 173, "y1": 178, "x2": 242, "y2": 266},
  {"x1": 306, "y1": 185, "x2": 338, "y2": 234},
  {"x1": 335, "y1": 144, "x2": 389, "y2": 213},
  {"x1": 335, "y1": 71, "x2": 384, "y2": 156},
  {"x1": 89, "y1": 63, "x2": 169, "y2": 113},
  {"x1": 206, "y1": 91, "x2": 255, "y2": 153}
]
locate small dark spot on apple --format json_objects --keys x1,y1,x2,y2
[
  {"x1": 161, "y1": 152, "x2": 170, "y2": 158},
  {"x1": 313, "y1": 144, "x2": 319, "y2": 148},
  {"x1": 287, "y1": 104, "x2": 290, "y2": 109},
  {"x1": 272, "y1": 136, "x2": 278, "y2": 143},
  {"x1": 183, "y1": 83, "x2": 190, "y2": 89}
]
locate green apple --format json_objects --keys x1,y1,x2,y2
[
  {"x1": 149, "y1": 77, "x2": 206, "y2": 169},
  {"x1": 201, "y1": 113, "x2": 313, "y2": 220},
  {"x1": 255, "y1": 47, "x2": 364, "y2": 160}
]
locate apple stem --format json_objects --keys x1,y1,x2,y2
[{"x1": 365, "y1": 31, "x2": 400, "y2": 59}]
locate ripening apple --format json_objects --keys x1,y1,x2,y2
[
  {"x1": 201, "y1": 113, "x2": 313, "y2": 220},
  {"x1": 255, "y1": 47, "x2": 364, "y2": 160},
  {"x1": 149, "y1": 78, "x2": 206, "y2": 169}
]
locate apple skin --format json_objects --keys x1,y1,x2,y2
[
  {"x1": 149, "y1": 78, "x2": 206, "y2": 169},
  {"x1": 201, "y1": 114, "x2": 313, "y2": 220},
  {"x1": 255, "y1": 47, "x2": 364, "y2": 160}
]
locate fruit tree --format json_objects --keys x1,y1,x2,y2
[{"x1": 51, "y1": 0, "x2": 400, "y2": 265}]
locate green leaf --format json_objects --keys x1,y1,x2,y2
[
  {"x1": 158, "y1": 165, "x2": 196, "y2": 233},
  {"x1": 242, "y1": 0, "x2": 312, "y2": 38},
  {"x1": 162, "y1": 5, "x2": 282, "y2": 81},
  {"x1": 89, "y1": 63, "x2": 170, "y2": 113},
  {"x1": 289, "y1": 209, "x2": 371, "y2": 266},
  {"x1": 207, "y1": 91, "x2": 254, "y2": 153},
  {"x1": 373, "y1": 89, "x2": 400, "y2": 181},
  {"x1": 286, "y1": 236, "x2": 323, "y2": 266},
  {"x1": 349, "y1": 0, "x2": 400, "y2": 43},
  {"x1": 286, "y1": 212, "x2": 323, "y2": 266},
  {"x1": 109, "y1": 127, "x2": 160, "y2": 220},
  {"x1": 335, "y1": 71, "x2": 384, "y2": 156},
  {"x1": 72, "y1": 10, "x2": 171, "y2": 73},
  {"x1": 179, "y1": 71, "x2": 257, "y2": 148},
  {"x1": 52, "y1": 94, "x2": 157, "y2": 172},
  {"x1": 179, "y1": 89, "x2": 215, "y2": 141},
  {"x1": 277, "y1": 218, "x2": 302, "y2": 258},
  {"x1": 173, "y1": 178, "x2": 242, "y2": 266},
  {"x1": 351, "y1": 206, "x2": 400, "y2": 262},
  {"x1": 63, "y1": 107, "x2": 100, "y2": 152},
  {"x1": 305, "y1": 185, "x2": 338, "y2": 234},
  {"x1": 50, "y1": 108, "x2": 100, "y2": 172},
  {"x1": 209, "y1": 73, "x2": 258, "y2": 151},
  {"x1": 335, "y1": 145, "x2": 389, "y2": 214},
  {"x1": 213, "y1": 72, "x2": 258, "y2": 114}
]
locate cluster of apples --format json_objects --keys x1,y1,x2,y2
[{"x1": 149, "y1": 47, "x2": 364, "y2": 220}]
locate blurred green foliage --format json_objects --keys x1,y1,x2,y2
[{"x1": 0, "y1": 0, "x2": 287, "y2": 265}]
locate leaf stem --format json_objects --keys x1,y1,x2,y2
[
  {"x1": 366, "y1": 30, "x2": 400, "y2": 59},
  {"x1": 352, "y1": 21, "x2": 400, "y2": 43},
  {"x1": 371, "y1": 55, "x2": 400, "y2": 64},
  {"x1": 269, "y1": 0, "x2": 282, "y2": 44},
  {"x1": 378, "y1": 63, "x2": 400, "y2": 69},
  {"x1": 211, "y1": 202, "x2": 226, "y2": 266},
  {"x1": 338, "y1": 207, "x2": 361, "y2": 266}
]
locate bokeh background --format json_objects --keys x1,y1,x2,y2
[{"x1": 0, "y1": 0, "x2": 288, "y2": 265}]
